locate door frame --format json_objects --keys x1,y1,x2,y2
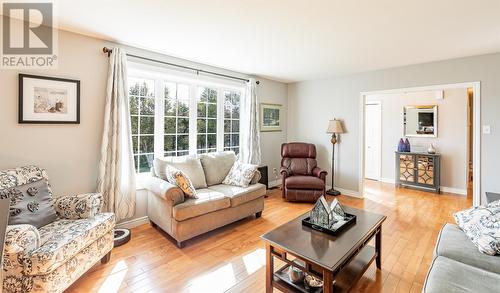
[
  {"x1": 364, "y1": 100, "x2": 382, "y2": 181},
  {"x1": 358, "y1": 82, "x2": 481, "y2": 206}
]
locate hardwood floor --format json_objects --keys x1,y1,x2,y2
[{"x1": 67, "y1": 181, "x2": 471, "y2": 293}]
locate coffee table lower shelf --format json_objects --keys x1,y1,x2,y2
[{"x1": 273, "y1": 245, "x2": 376, "y2": 293}]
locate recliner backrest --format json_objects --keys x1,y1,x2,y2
[{"x1": 281, "y1": 143, "x2": 318, "y2": 176}]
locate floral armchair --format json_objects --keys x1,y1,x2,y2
[{"x1": 0, "y1": 166, "x2": 115, "y2": 293}]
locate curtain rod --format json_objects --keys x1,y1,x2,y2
[{"x1": 102, "y1": 47, "x2": 259, "y2": 84}]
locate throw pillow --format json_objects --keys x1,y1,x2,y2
[
  {"x1": 222, "y1": 161, "x2": 258, "y2": 187},
  {"x1": 454, "y1": 205, "x2": 500, "y2": 255},
  {"x1": 0, "y1": 179, "x2": 58, "y2": 228},
  {"x1": 154, "y1": 157, "x2": 207, "y2": 189},
  {"x1": 165, "y1": 166, "x2": 198, "y2": 199},
  {"x1": 488, "y1": 200, "x2": 500, "y2": 208}
]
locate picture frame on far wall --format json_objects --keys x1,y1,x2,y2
[
  {"x1": 260, "y1": 103, "x2": 282, "y2": 132},
  {"x1": 19, "y1": 74, "x2": 80, "y2": 124}
]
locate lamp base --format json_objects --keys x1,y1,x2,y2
[{"x1": 326, "y1": 188, "x2": 341, "y2": 196}]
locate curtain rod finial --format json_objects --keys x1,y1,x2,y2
[
  {"x1": 256, "y1": 80, "x2": 260, "y2": 85},
  {"x1": 103, "y1": 47, "x2": 112, "y2": 57}
]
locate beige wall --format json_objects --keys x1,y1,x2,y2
[
  {"x1": 0, "y1": 26, "x2": 288, "y2": 222},
  {"x1": 366, "y1": 88, "x2": 468, "y2": 192},
  {"x1": 288, "y1": 52, "x2": 500, "y2": 204}
]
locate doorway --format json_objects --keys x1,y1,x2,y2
[
  {"x1": 358, "y1": 82, "x2": 481, "y2": 206},
  {"x1": 364, "y1": 101, "x2": 381, "y2": 181}
]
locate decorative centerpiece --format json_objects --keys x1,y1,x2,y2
[{"x1": 303, "y1": 196, "x2": 356, "y2": 235}]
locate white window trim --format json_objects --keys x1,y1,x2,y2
[{"x1": 128, "y1": 62, "x2": 245, "y2": 171}]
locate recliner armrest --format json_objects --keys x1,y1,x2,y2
[
  {"x1": 147, "y1": 176, "x2": 185, "y2": 206},
  {"x1": 280, "y1": 167, "x2": 290, "y2": 177},
  {"x1": 312, "y1": 167, "x2": 327, "y2": 180}
]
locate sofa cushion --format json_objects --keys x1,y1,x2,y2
[
  {"x1": 25, "y1": 212, "x2": 115, "y2": 276},
  {"x1": 424, "y1": 256, "x2": 500, "y2": 293},
  {"x1": 172, "y1": 189, "x2": 230, "y2": 221},
  {"x1": 208, "y1": 183, "x2": 266, "y2": 207},
  {"x1": 285, "y1": 176, "x2": 324, "y2": 190},
  {"x1": 435, "y1": 223, "x2": 500, "y2": 274},
  {"x1": 154, "y1": 156, "x2": 207, "y2": 189},
  {"x1": 199, "y1": 151, "x2": 236, "y2": 186},
  {"x1": 454, "y1": 205, "x2": 500, "y2": 255}
]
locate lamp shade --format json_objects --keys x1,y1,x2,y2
[{"x1": 326, "y1": 119, "x2": 345, "y2": 134}]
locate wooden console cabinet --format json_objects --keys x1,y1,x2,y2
[{"x1": 395, "y1": 152, "x2": 441, "y2": 193}]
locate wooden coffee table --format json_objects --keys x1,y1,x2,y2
[{"x1": 261, "y1": 206, "x2": 386, "y2": 293}]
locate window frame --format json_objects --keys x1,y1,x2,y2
[{"x1": 128, "y1": 62, "x2": 245, "y2": 172}]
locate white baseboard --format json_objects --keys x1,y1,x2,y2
[
  {"x1": 116, "y1": 216, "x2": 149, "y2": 229},
  {"x1": 268, "y1": 179, "x2": 280, "y2": 188},
  {"x1": 326, "y1": 185, "x2": 362, "y2": 198},
  {"x1": 441, "y1": 186, "x2": 467, "y2": 196},
  {"x1": 380, "y1": 177, "x2": 396, "y2": 184}
]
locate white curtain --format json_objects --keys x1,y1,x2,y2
[
  {"x1": 97, "y1": 48, "x2": 136, "y2": 222},
  {"x1": 239, "y1": 78, "x2": 261, "y2": 165}
]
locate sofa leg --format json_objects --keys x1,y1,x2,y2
[
  {"x1": 176, "y1": 240, "x2": 184, "y2": 248},
  {"x1": 255, "y1": 211, "x2": 262, "y2": 218},
  {"x1": 101, "y1": 252, "x2": 111, "y2": 264}
]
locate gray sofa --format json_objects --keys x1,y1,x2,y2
[
  {"x1": 424, "y1": 194, "x2": 500, "y2": 293},
  {"x1": 146, "y1": 151, "x2": 266, "y2": 247}
]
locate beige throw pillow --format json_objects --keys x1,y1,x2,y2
[
  {"x1": 199, "y1": 151, "x2": 236, "y2": 186},
  {"x1": 165, "y1": 166, "x2": 198, "y2": 199},
  {"x1": 222, "y1": 161, "x2": 258, "y2": 187},
  {"x1": 154, "y1": 157, "x2": 207, "y2": 189}
]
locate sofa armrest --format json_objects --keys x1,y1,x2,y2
[
  {"x1": 147, "y1": 176, "x2": 185, "y2": 206},
  {"x1": 4, "y1": 224, "x2": 40, "y2": 255},
  {"x1": 250, "y1": 170, "x2": 262, "y2": 185},
  {"x1": 54, "y1": 193, "x2": 103, "y2": 219},
  {"x1": 312, "y1": 167, "x2": 327, "y2": 181}
]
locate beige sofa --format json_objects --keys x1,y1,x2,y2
[{"x1": 146, "y1": 152, "x2": 266, "y2": 247}]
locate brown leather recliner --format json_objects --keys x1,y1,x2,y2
[{"x1": 280, "y1": 142, "x2": 327, "y2": 202}]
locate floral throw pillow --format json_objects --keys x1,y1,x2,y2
[
  {"x1": 165, "y1": 166, "x2": 198, "y2": 199},
  {"x1": 454, "y1": 205, "x2": 500, "y2": 255},
  {"x1": 222, "y1": 161, "x2": 258, "y2": 187}
]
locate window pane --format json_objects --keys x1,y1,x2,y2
[
  {"x1": 164, "y1": 135, "x2": 175, "y2": 152},
  {"x1": 138, "y1": 154, "x2": 153, "y2": 173},
  {"x1": 207, "y1": 134, "x2": 216, "y2": 148},
  {"x1": 131, "y1": 116, "x2": 138, "y2": 135},
  {"x1": 165, "y1": 98, "x2": 175, "y2": 116},
  {"x1": 129, "y1": 78, "x2": 140, "y2": 95},
  {"x1": 197, "y1": 119, "x2": 206, "y2": 133},
  {"x1": 207, "y1": 119, "x2": 217, "y2": 133},
  {"x1": 140, "y1": 116, "x2": 154, "y2": 134},
  {"x1": 130, "y1": 96, "x2": 138, "y2": 115},
  {"x1": 164, "y1": 82, "x2": 176, "y2": 99},
  {"x1": 231, "y1": 120, "x2": 239, "y2": 132},
  {"x1": 132, "y1": 136, "x2": 138, "y2": 154},
  {"x1": 140, "y1": 80, "x2": 155, "y2": 97},
  {"x1": 197, "y1": 149, "x2": 207, "y2": 154},
  {"x1": 140, "y1": 97, "x2": 155, "y2": 115},
  {"x1": 178, "y1": 151, "x2": 189, "y2": 156},
  {"x1": 224, "y1": 120, "x2": 230, "y2": 132},
  {"x1": 164, "y1": 151, "x2": 175, "y2": 157},
  {"x1": 177, "y1": 135, "x2": 189, "y2": 151},
  {"x1": 177, "y1": 118, "x2": 189, "y2": 133},
  {"x1": 208, "y1": 104, "x2": 217, "y2": 118},
  {"x1": 197, "y1": 103, "x2": 206, "y2": 117},
  {"x1": 232, "y1": 103, "x2": 240, "y2": 119},
  {"x1": 199, "y1": 88, "x2": 208, "y2": 102},
  {"x1": 133, "y1": 155, "x2": 138, "y2": 171},
  {"x1": 165, "y1": 117, "x2": 176, "y2": 134},
  {"x1": 178, "y1": 100, "x2": 189, "y2": 117},
  {"x1": 231, "y1": 134, "x2": 239, "y2": 147},
  {"x1": 208, "y1": 89, "x2": 217, "y2": 103},
  {"x1": 197, "y1": 134, "x2": 206, "y2": 149},
  {"x1": 178, "y1": 84, "x2": 189, "y2": 99},
  {"x1": 208, "y1": 148, "x2": 217, "y2": 153},
  {"x1": 139, "y1": 136, "x2": 154, "y2": 153},
  {"x1": 224, "y1": 134, "x2": 230, "y2": 147}
]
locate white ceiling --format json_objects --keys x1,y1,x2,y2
[{"x1": 52, "y1": 1, "x2": 500, "y2": 82}]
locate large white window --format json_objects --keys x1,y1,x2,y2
[{"x1": 128, "y1": 67, "x2": 243, "y2": 173}]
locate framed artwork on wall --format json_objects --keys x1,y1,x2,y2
[
  {"x1": 260, "y1": 103, "x2": 282, "y2": 132},
  {"x1": 19, "y1": 74, "x2": 80, "y2": 124}
]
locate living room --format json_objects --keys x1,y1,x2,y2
[{"x1": 0, "y1": 1, "x2": 499, "y2": 293}]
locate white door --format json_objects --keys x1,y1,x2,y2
[{"x1": 365, "y1": 102, "x2": 381, "y2": 180}]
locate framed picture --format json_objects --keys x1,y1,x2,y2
[
  {"x1": 260, "y1": 103, "x2": 282, "y2": 132},
  {"x1": 19, "y1": 74, "x2": 80, "y2": 124}
]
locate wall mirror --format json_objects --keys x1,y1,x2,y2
[{"x1": 403, "y1": 105, "x2": 438, "y2": 137}]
